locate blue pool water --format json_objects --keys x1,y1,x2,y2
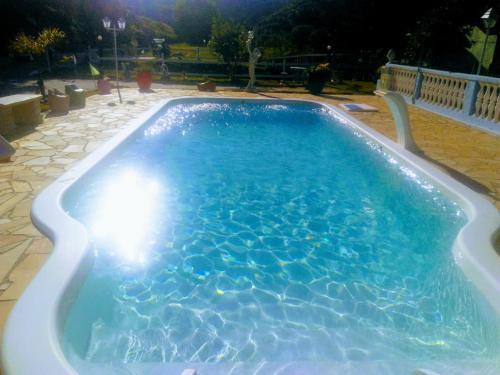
[{"x1": 62, "y1": 100, "x2": 500, "y2": 374}]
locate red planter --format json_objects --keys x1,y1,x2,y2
[{"x1": 136, "y1": 71, "x2": 152, "y2": 91}]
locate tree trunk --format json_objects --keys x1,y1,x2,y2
[{"x1": 45, "y1": 50, "x2": 51, "y2": 73}]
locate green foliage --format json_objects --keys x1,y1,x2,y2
[
  {"x1": 255, "y1": 0, "x2": 498, "y2": 72},
  {"x1": 400, "y1": 0, "x2": 484, "y2": 70},
  {"x1": 467, "y1": 26, "x2": 498, "y2": 72},
  {"x1": 135, "y1": 60, "x2": 157, "y2": 72},
  {"x1": 10, "y1": 28, "x2": 65, "y2": 56},
  {"x1": 308, "y1": 63, "x2": 331, "y2": 75},
  {"x1": 2, "y1": 0, "x2": 499, "y2": 76},
  {"x1": 306, "y1": 63, "x2": 331, "y2": 94},
  {"x1": 208, "y1": 17, "x2": 246, "y2": 75},
  {"x1": 170, "y1": 43, "x2": 220, "y2": 61},
  {"x1": 128, "y1": 16, "x2": 177, "y2": 46},
  {"x1": 307, "y1": 63, "x2": 331, "y2": 83},
  {"x1": 173, "y1": 0, "x2": 216, "y2": 44}
]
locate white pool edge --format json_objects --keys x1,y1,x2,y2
[{"x1": 1, "y1": 96, "x2": 499, "y2": 375}]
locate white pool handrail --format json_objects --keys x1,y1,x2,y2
[{"x1": 375, "y1": 90, "x2": 420, "y2": 153}]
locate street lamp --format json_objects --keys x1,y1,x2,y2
[
  {"x1": 326, "y1": 45, "x2": 333, "y2": 64},
  {"x1": 103, "y1": 16, "x2": 126, "y2": 103},
  {"x1": 477, "y1": 8, "x2": 497, "y2": 75}
]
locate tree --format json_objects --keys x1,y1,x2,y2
[
  {"x1": 173, "y1": 0, "x2": 216, "y2": 44},
  {"x1": 10, "y1": 28, "x2": 65, "y2": 73},
  {"x1": 126, "y1": 15, "x2": 177, "y2": 48},
  {"x1": 208, "y1": 17, "x2": 246, "y2": 79}
]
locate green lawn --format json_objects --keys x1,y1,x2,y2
[
  {"x1": 102, "y1": 68, "x2": 376, "y2": 94},
  {"x1": 169, "y1": 43, "x2": 221, "y2": 61}
]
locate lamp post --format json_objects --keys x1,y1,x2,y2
[
  {"x1": 477, "y1": 8, "x2": 497, "y2": 75},
  {"x1": 103, "y1": 16, "x2": 126, "y2": 103}
]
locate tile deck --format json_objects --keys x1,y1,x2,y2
[{"x1": 0, "y1": 88, "x2": 499, "y2": 346}]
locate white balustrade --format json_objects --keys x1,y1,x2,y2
[{"x1": 378, "y1": 63, "x2": 500, "y2": 134}]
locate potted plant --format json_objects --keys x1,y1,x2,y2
[
  {"x1": 306, "y1": 63, "x2": 331, "y2": 95},
  {"x1": 135, "y1": 61, "x2": 154, "y2": 91}
]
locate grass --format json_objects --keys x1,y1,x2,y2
[
  {"x1": 100, "y1": 68, "x2": 376, "y2": 94},
  {"x1": 169, "y1": 43, "x2": 220, "y2": 61}
]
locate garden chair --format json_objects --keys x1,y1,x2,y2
[
  {"x1": 65, "y1": 84, "x2": 86, "y2": 109},
  {"x1": 48, "y1": 89, "x2": 70, "y2": 114}
]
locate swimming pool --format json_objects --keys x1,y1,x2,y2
[{"x1": 2, "y1": 98, "x2": 500, "y2": 375}]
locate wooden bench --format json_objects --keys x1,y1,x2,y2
[{"x1": 0, "y1": 94, "x2": 43, "y2": 134}]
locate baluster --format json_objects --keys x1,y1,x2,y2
[
  {"x1": 423, "y1": 75, "x2": 430, "y2": 102},
  {"x1": 430, "y1": 75, "x2": 436, "y2": 104},
  {"x1": 486, "y1": 85, "x2": 498, "y2": 120},
  {"x1": 475, "y1": 84, "x2": 485, "y2": 118},
  {"x1": 458, "y1": 80, "x2": 466, "y2": 110},
  {"x1": 494, "y1": 93, "x2": 500, "y2": 122},
  {"x1": 402, "y1": 71, "x2": 407, "y2": 94},
  {"x1": 393, "y1": 70, "x2": 399, "y2": 91},
  {"x1": 429, "y1": 75, "x2": 436, "y2": 104},
  {"x1": 442, "y1": 78, "x2": 449, "y2": 107},
  {"x1": 450, "y1": 79, "x2": 457, "y2": 109},
  {"x1": 444, "y1": 78, "x2": 452, "y2": 108},
  {"x1": 481, "y1": 85, "x2": 491, "y2": 119},
  {"x1": 450, "y1": 79, "x2": 458, "y2": 109},
  {"x1": 443, "y1": 78, "x2": 450, "y2": 107},
  {"x1": 437, "y1": 77, "x2": 444, "y2": 106},
  {"x1": 411, "y1": 72, "x2": 417, "y2": 96},
  {"x1": 444, "y1": 78, "x2": 450, "y2": 106},
  {"x1": 408, "y1": 72, "x2": 412, "y2": 95},
  {"x1": 420, "y1": 75, "x2": 427, "y2": 101},
  {"x1": 435, "y1": 76, "x2": 442, "y2": 105}
]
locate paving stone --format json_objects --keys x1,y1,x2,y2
[
  {"x1": 0, "y1": 235, "x2": 27, "y2": 254},
  {"x1": 11, "y1": 198, "x2": 32, "y2": 218},
  {"x1": 0, "y1": 193, "x2": 29, "y2": 216},
  {"x1": 85, "y1": 141, "x2": 103, "y2": 152},
  {"x1": 11, "y1": 181, "x2": 32, "y2": 193},
  {"x1": 11, "y1": 223, "x2": 41, "y2": 236},
  {"x1": 26, "y1": 238, "x2": 53, "y2": 254},
  {"x1": 63, "y1": 145, "x2": 84, "y2": 153},
  {"x1": 0, "y1": 239, "x2": 32, "y2": 281},
  {"x1": 0, "y1": 254, "x2": 49, "y2": 301},
  {"x1": 0, "y1": 300, "x2": 17, "y2": 340},
  {"x1": 0, "y1": 217, "x2": 31, "y2": 234},
  {"x1": 24, "y1": 157, "x2": 51, "y2": 166}
]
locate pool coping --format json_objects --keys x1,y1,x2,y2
[{"x1": 2, "y1": 96, "x2": 499, "y2": 375}]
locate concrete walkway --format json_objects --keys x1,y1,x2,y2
[{"x1": 0, "y1": 88, "x2": 499, "y2": 347}]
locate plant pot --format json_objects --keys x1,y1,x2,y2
[
  {"x1": 306, "y1": 79, "x2": 326, "y2": 95},
  {"x1": 136, "y1": 70, "x2": 152, "y2": 91},
  {"x1": 197, "y1": 81, "x2": 216, "y2": 92}
]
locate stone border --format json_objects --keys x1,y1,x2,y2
[{"x1": 2, "y1": 97, "x2": 499, "y2": 375}]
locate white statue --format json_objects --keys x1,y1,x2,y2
[
  {"x1": 387, "y1": 48, "x2": 396, "y2": 63},
  {"x1": 245, "y1": 31, "x2": 261, "y2": 91}
]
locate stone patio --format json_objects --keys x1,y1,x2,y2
[{"x1": 0, "y1": 88, "x2": 499, "y2": 344}]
